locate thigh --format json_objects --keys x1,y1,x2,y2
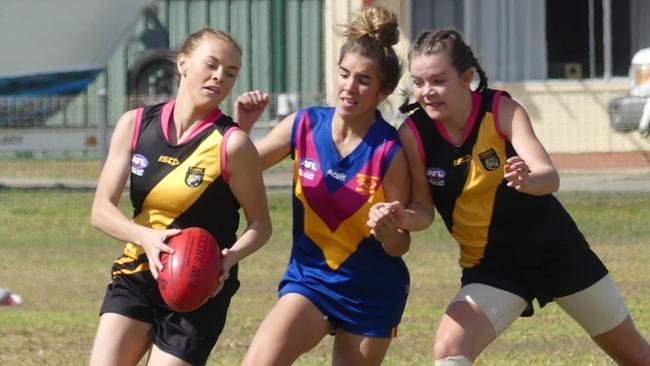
[
  {"x1": 554, "y1": 274, "x2": 629, "y2": 336},
  {"x1": 332, "y1": 329, "x2": 391, "y2": 366},
  {"x1": 242, "y1": 293, "x2": 332, "y2": 366},
  {"x1": 435, "y1": 284, "x2": 527, "y2": 360},
  {"x1": 146, "y1": 344, "x2": 192, "y2": 366},
  {"x1": 89, "y1": 312, "x2": 152, "y2": 366}
]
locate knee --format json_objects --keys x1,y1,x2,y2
[{"x1": 433, "y1": 336, "x2": 464, "y2": 360}]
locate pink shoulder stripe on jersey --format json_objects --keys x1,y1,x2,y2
[
  {"x1": 492, "y1": 90, "x2": 511, "y2": 141},
  {"x1": 160, "y1": 100, "x2": 176, "y2": 142},
  {"x1": 131, "y1": 107, "x2": 145, "y2": 152},
  {"x1": 404, "y1": 118, "x2": 425, "y2": 162},
  {"x1": 178, "y1": 108, "x2": 224, "y2": 144},
  {"x1": 220, "y1": 126, "x2": 240, "y2": 184}
]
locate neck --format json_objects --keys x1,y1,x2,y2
[
  {"x1": 332, "y1": 110, "x2": 375, "y2": 139},
  {"x1": 441, "y1": 89, "x2": 474, "y2": 132}
]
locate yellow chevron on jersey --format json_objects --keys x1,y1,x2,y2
[
  {"x1": 122, "y1": 130, "x2": 224, "y2": 260},
  {"x1": 452, "y1": 110, "x2": 507, "y2": 267},
  {"x1": 294, "y1": 162, "x2": 386, "y2": 271}
]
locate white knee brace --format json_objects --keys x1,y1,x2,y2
[{"x1": 435, "y1": 356, "x2": 473, "y2": 366}]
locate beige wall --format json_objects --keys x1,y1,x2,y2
[
  {"x1": 498, "y1": 79, "x2": 650, "y2": 153},
  {"x1": 323, "y1": 1, "x2": 650, "y2": 154}
]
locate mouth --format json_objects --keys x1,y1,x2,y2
[
  {"x1": 203, "y1": 85, "x2": 220, "y2": 94},
  {"x1": 424, "y1": 100, "x2": 444, "y2": 109},
  {"x1": 340, "y1": 96, "x2": 356, "y2": 107}
]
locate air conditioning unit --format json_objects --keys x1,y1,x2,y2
[{"x1": 564, "y1": 63, "x2": 583, "y2": 79}]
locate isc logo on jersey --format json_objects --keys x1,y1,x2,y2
[
  {"x1": 298, "y1": 158, "x2": 318, "y2": 180},
  {"x1": 131, "y1": 154, "x2": 149, "y2": 176},
  {"x1": 159, "y1": 155, "x2": 180, "y2": 166}
]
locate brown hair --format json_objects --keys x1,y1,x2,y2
[
  {"x1": 336, "y1": 6, "x2": 403, "y2": 93},
  {"x1": 179, "y1": 28, "x2": 242, "y2": 57},
  {"x1": 409, "y1": 29, "x2": 488, "y2": 92}
]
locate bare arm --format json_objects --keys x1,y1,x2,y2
[
  {"x1": 234, "y1": 91, "x2": 293, "y2": 170},
  {"x1": 370, "y1": 148, "x2": 411, "y2": 257},
  {"x1": 499, "y1": 97, "x2": 559, "y2": 195},
  {"x1": 367, "y1": 122, "x2": 436, "y2": 235},
  {"x1": 252, "y1": 112, "x2": 295, "y2": 170},
  {"x1": 90, "y1": 110, "x2": 180, "y2": 279},
  {"x1": 221, "y1": 130, "x2": 272, "y2": 269}
]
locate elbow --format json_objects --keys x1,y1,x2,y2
[{"x1": 90, "y1": 207, "x2": 102, "y2": 230}]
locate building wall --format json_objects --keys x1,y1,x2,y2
[
  {"x1": 499, "y1": 79, "x2": 650, "y2": 153},
  {"x1": 322, "y1": 0, "x2": 650, "y2": 153}
]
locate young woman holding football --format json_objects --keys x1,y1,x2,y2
[{"x1": 89, "y1": 28, "x2": 271, "y2": 366}]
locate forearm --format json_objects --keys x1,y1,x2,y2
[
  {"x1": 380, "y1": 230, "x2": 410, "y2": 257},
  {"x1": 400, "y1": 202, "x2": 435, "y2": 231},
  {"x1": 91, "y1": 202, "x2": 147, "y2": 244},
  {"x1": 520, "y1": 168, "x2": 560, "y2": 195},
  {"x1": 225, "y1": 219, "x2": 272, "y2": 264}
]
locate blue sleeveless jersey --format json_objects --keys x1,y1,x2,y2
[{"x1": 279, "y1": 107, "x2": 410, "y2": 337}]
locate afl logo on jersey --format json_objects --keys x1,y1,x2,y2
[
  {"x1": 131, "y1": 154, "x2": 149, "y2": 176},
  {"x1": 298, "y1": 158, "x2": 318, "y2": 180},
  {"x1": 185, "y1": 166, "x2": 205, "y2": 187},
  {"x1": 426, "y1": 167, "x2": 446, "y2": 186},
  {"x1": 479, "y1": 148, "x2": 500, "y2": 171}
]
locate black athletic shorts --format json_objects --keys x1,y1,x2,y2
[
  {"x1": 99, "y1": 265, "x2": 240, "y2": 365},
  {"x1": 460, "y1": 241, "x2": 608, "y2": 317}
]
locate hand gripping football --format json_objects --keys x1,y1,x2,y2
[{"x1": 158, "y1": 227, "x2": 222, "y2": 312}]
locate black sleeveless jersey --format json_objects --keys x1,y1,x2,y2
[
  {"x1": 114, "y1": 101, "x2": 240, "y2": 276},
  {"x1": 405, "y1": 89, "x2": 589, "y2": 268}
]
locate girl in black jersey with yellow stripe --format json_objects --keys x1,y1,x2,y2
[
  {"x1": 88, "y1": 28, "x2": 271, "y2": 366},
  {"x1": 368, "y1": 29, "x2": 650, "y2": 365}
]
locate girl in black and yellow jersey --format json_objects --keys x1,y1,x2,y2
[
  {"x1": 368, "y1": 29, "x2": 650, "y2": 365},
  {"x1": 88, "y1": 28, "x2": 271, "y2": 366}
]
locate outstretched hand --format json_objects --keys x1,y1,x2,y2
[{"x1": 234, "y1": 90, "x2": 270, "y2": 133}]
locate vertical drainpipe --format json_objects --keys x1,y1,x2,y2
[{"x1": 602, "y1": 0, "x2": 612, "y2": 81}]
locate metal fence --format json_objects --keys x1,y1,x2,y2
[{"x1": 0, "y1": 93, "x2": 327, "y2": 160}]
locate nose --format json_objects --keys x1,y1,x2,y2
[
  {"x1": 342, "y1": 77, "x2": 357, "y2": 93},
  {"x1": 212, "y1": 67, "x2": 225, "y2": 83}
]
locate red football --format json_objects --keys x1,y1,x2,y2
[{"x1": 158, "y1": 227, "x2": 222, "y2": 312}]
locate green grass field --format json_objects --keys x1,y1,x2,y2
[{"x1": 0, "y1": 189, "x2": 648, "y2": 365}]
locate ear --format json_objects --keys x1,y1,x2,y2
[
  {"x1": 176, "y1": 54, "x2": 187, "y2": 77},
  {"x1": 461, "y1": 68, "x2": 474, "y2": 87},
  {"x1": 377, "y1": 89, "x2": 391, "y2": 103}
]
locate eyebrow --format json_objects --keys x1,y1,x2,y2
[
  {"x1": 207, "y1": 56, "x2": 240, "y2": 71},
  {"x1": 339, "y1": 65, "x2": 372, "y2": 79}
]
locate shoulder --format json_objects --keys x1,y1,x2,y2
[{"x1": 225, "y1": 128, "x2": 257, "y2": 156}]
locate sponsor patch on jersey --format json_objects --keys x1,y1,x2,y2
[
  {"x1": 326, "y1": 168, "x2": 346, "y2": 182},
  {"x1": 185, "y1": 166, "x2": 205, "y2": 187},
  {"x1": 426, "y1": 167, "x2": 446, "y2": 186},
  {"x1": 479, "y1": 148, "x2": 500, "y2": 171},
  {"x1": 354, "y1": 173, "x2": 379, "y2": 196},
  {"x1": 298, "y1": 158, "x2": 318, "y2": 180},
  {"x1": 158, "y1": 155, "x2": 180, "y2": 166},
  {"x1": 131, "y1": 153, "x2": 149, "y2": 176}
]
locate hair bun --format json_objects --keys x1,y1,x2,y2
[{"x1": 337, "y1": 6, "x2": 399, "y2": 47}]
